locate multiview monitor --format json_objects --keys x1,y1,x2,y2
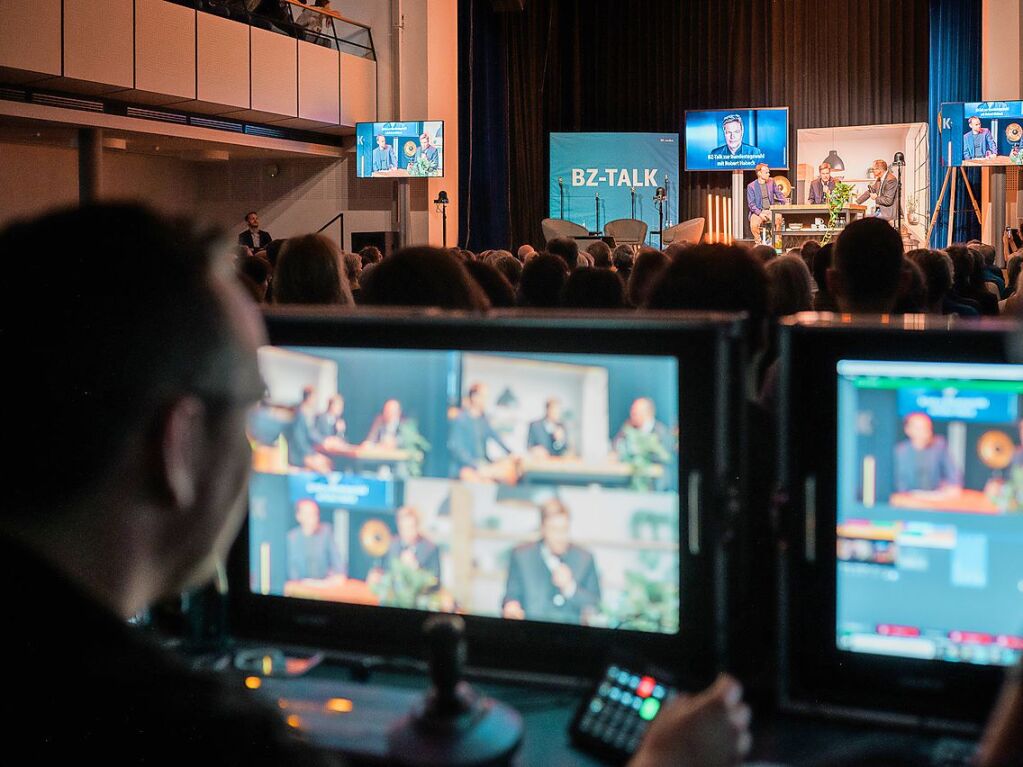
[
  {"x1": 779, "y1": 315, "x2": 1023, "y2": 728},
  {"x1": 355, "y1": 121, "x2": 444, "y2": 178},
  {"x1": 230, "y1": 309, "x2": 745, "y2": 680},
  {"x1": 939, "y1": 101, "x2": 1023, "y2": 167}
]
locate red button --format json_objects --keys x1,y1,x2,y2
[
  {"x1": 636, "y1": 677, "x2": 656, "y2": 698},
  {"x1": 877, "y1": 624, "x2": 920, "y2": 637}
]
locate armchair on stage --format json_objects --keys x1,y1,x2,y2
[
  {"x1": 661, "y1": 217, "x2": 706, "y2": 247},
  {"x1": 541, "y1": 218, "x2": 589, "y2": 243},
  {"x1": 603, "y1": 219, "x2": 648, "y2": 247}
]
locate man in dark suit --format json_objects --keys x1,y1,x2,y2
[
  {"x1": 856, "y1": 159, "x2": 899, "y2": 222},
  {"x1": 364, "y1": 398, "x2": 404, "y2": 447},
  {"x1": 527, "y1": 398, "x2": 569, "y2": 457},
  {"x1": 807, "y1": 161, "x2": 837, "y2": 204},
  {"x1": 238, "y1": 210, "x2": 272, "y2": 253},
  {"x1": 709, "y1": 113, "x2": 763, "y2": 158},
  {"x1": 447, "y1": 383, "x2": 513, "y2": 478},
  {"x1": 502, "y1": 499, "x2": 601, "y2": 625}
]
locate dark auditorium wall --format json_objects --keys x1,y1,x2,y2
[{"x1": 459, "y1": 0, "x2": 930, "y2": 251}]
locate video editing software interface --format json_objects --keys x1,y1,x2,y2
[
  {"x1": 836, "y1": 361, "x2": 1023, "y2": 667},
  {"x1": 247, "y1": 346, "x2": 681, "y2": 635}
]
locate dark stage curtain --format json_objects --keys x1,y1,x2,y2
[
  {"x1": 928, "y1": 0, "x2": 983, "y2": 246},
  {"x1": 459, "y1": 0, "x2": 929, "y2": 251}
]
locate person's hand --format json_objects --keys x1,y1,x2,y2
[
  {"x1": 629, "y1": 674, "x2": 751, "y2": 767},
  {"x1": 551, "y1": 563, "x2": 576, "y2": 595},
  {"x1": 399, "y1": 548, "x2": 419, "y2": 568},
  {"x1": 870, "y1": 192, "x2": 878, "y2": 200},
  {"x1": 502, "y1": 600, "x2": 525, "y2": 619}
]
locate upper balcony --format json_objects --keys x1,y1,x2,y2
[{"x1": 0, "y1": 0, "x2": 377, "y2": 137}]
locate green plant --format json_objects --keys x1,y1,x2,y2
[
  {"x1": 397, "y1": 420, "x2": 431, "y2": 477},
  {"x1": 618, "y1": 426, "x2": 671, "y2": 490},
  {"x1": 600, "y1": 570, "x2": 679, "y2": 633},
  {"x1": 408, "y1": 154, "x2": 440, "y2": 177},
  {"x1": 820, "y1": 180, "x2": 856, "y2": 246},
  {"x1": 370, "y1": 556, "x2": 443, "y2": 610}
]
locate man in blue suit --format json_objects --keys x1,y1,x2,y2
[
  {"x1": 527, "y1": 398, "x2": 569, "y2": 457},
  {"x1": 372, "y1": 134, "x2": 396, "y2": 173},
  {"x1": 746, "y1": 162, "x2": 787, "y2": 240},
  {"x1": 502, "y1": 499, "x2": 601, "y2": 625},
  {"x1": 963, "y1": 116, "x2": 997, "y2": 161},
  {"x1": 447, "y1": 382, "x2": 513, "y2": 478}
]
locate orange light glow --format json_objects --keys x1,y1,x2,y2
[
  {"x1": 244, "y1": 676, "x2": 262, "y2": 690},
  {"x1": 325, "y1": 698, "x2": 354, "y2": 713},
  {"x1": 286, "y1": 714, "x2": 303, "y2": 729}
]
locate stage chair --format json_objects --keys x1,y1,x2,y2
[
  {"x1": 541, "y1": 218, "x2": 589, "y2": 244},
  {"x1": 661, "y1": 217, "x2": 706, "y2": 246},
  {"x1": 603, "y1": 218, "x2": 648, "y2": 247}
]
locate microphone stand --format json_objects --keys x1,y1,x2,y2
[
  {"x1": 631, "y1": 187, "x2": 636, "y2": 220},
  {"x1": 892, "y1": 153, "x2": 906, "y2": 233},
  {"x1": 558, "y1": 178, "x2": 565, "y2": 220},
  {"x1": 664, "y1": 175, "x2": 671, "y2": 227},
  {"x1": 595, "y1": 193, "x2": 600, "y2": 234}
]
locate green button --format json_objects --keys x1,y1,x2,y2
[{"x1": 639, "y1": 697, "x2": 660, "y2": 721}]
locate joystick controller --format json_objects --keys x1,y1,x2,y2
[{"x1": 387, "y1": 615, "x2": 524, "y2": 766}]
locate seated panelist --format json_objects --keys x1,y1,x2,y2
[
  {"x1": 364, "y1": 398, "x2": 405, "y2": 448},
  {"x1": 286, "y1": 499, "x2": 346, "y2": 582},
  {"x1": 893, "y1": 412, "x2": 963, "y2": 494},
  {"x1": 746, "y1": 162, "x2": 786, "y2": 240},
  {"x1": 448, "y1": 383, "x2": 515, "y2": 479},
  {"x1": 527, "y1": 398, "x2": 570, "y2": 457},
  {"x1": 371, "y1": 506, "x2": 441, "y2": 585},
  {"x1": 807, "y1": 161, "x2": 837, "y2": 204}
]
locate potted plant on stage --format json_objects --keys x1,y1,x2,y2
[{"x1": 820, "y1": 180, "x2": 856, "y2": 246}]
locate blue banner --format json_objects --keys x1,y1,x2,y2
[
  {"x1": 288, "y1": 472, "x2": 395, "y2": 510},
  {"x1": 549, "y1": 133, "x2": 680, "y2": 244},
  {"x1": 897, "y1": 388, "x2": 1018, "y2": 423}
]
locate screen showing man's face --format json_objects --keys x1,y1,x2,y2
[{"x1": 723, "y1": 121, "x2": 743, "y2": 151}]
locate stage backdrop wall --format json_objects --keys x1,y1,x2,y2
[
  {"x1": 548, "y1": 133, "x2": 680, "y2": 243},
  {"x1": 458, "y1": 0, "x2": 929, "y2": 251}
]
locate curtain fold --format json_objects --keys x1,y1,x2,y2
[
  {"x1": 460, "y1": 0, "x2": 930, "y2": 251},
  {"x1": 928, "y1": 0, "x2": 983, "y2": 246}
]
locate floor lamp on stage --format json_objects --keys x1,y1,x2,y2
[
  {"x1": 434, "y1": 190, "x2": 449, "y2": 248},
  {"x1": 654, "y1": 186, "x2": 666, "y2": 249},
  {"x1": 893, "y1": 151, "x2": 905, "y2": 232}
]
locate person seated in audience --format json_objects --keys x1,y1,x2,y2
[
  {"x1": 546, "y1": 236, "x2": 580, "y2": 270},
  {"x1": 587, "y1": 240, "x2": 614, "y2": 268},
  {"x1": 519, "y1": 253, "x2": 569, "y2": 308},
  {"x1": 750, "y1": 244, "x2": 777, "y2": 264},
  {"x1": 527, "y1": 398, "x2": 570, "y2": 457},
  {"x1": 236, "y1": 255, "x2": 271, "y2": 303},
  {"x1": 827, "y1": 217, "x2": 904, "y2": 313},
  {"x1": 370, "y1": 505, "x2": 441, "y2": 586},
  {"x1": 516, "y1": 244, "x2": 536, "y2": 262},
  {"x1": 811, "y1": 242, "x2": 836, "y2": 311},
  {"x1": 274, "y1": 234, "x2": 354, "y2": 306},
  {"x1": 893, "y1": 256, "x2": 927, "y2": 313},
  {"x1": 364, "y1": 398, "x2": 406, "y2": 448},
  {"x1": 1002, "y1": 269, "x2": 1023, "y2": 316},
  {"x1": 360, "y1": 246, "x2": 490, "y2": 310},
  {"x1": 906, "y1": 248, "x2": 956, "y2": 314},
  {"x1": 765, "y1": 254, "x2": 812, "y2": 318},
  {"x1": 465, "y1": 260, "x2": 516, "y2": 307},
  {"x1": 238, "y1": 210, "x2": 272, "y2": 256},
  {"x1": 289, "y1": 386, "x2": 333, "y2": 474},
  {"x1": 486, "y1": 251, "x2": 523, "y2": 287},
  {"x1": 947, "y1": 244, "x2": 997, "y2": 316},
  {"x1": 627, "y1": 247, "x2": 670, "y2": 307},
  {"x1": 287, "y1": 499, "x2": 346, "y2": 582},
  {"x1": 316, "y1": 394, "x2": 348, "y2": 444},
  {"x1": 893, "y1": 412, "x2": 963, "y2": 496},
  {"x1": 359, "y1": 244, "x2": 383, "y2": 268},
  {"x1": 968, "y1": 240, "x2": 1007, "y2": 297},
  {"x1": 800, "y1": 240, "x2": 821, "y2": 275},
  {"x1": 343, "y1": 250, "x2": 363, "y2": 301},
  {"x1": 562, "y1": 268, "x2": 626, "y2": 308},
  {"x1": 502, "y1": 499, "x2": 601, "y2": 625},
  {"x1": 447, "y1": 382, "x2": 514, "y2": 480},
  {"x1": 1, "y1": 202, "x2": 757, "y2": 765},
  {"x1": 612, "y1": 244, "x2": 636, "y2": 282},
  {"x1": 577, "y1": 251, "x2": 595, "y2": 268}
]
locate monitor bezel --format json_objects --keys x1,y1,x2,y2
[
  {"x1": 228, "y1": 307, "x2": 745, "y2": 685},
  {"x1": 778, "y1": 314, "x2": 1022, "y2": 727}
]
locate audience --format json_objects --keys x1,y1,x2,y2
[
  {"x1": 519, "y1": 253, "x2": 569, "y2": 308},
  {"x1": 274, "y1": 234, "x2": 354, "y2": 306},
  {"x1": 765, "y1": 254, "x2": 813, "y2": 318},
  {"x1": 236, "y1": 254, "x2": 271, "y2": 304},
  {"x1": 547, "y1": 236, "x2": 580, "y2": 271},
  {"x1": 359, "y1": 244, "x2": 383, "y2": 268},
  {"x1": 828, "y1": 217, "x2": 904, "y2": 313},
  {"x1": 516, "y1": 244, "x2": 536, "y2": 262},
  {"x1": 561, "y1": 267, "x2": 626, "y2": 309},
  {"x1": 906, "y1": 248, "x2": 955, "y2": 314},
  {"x1": 893, "y1": 256, "x2": 927, "y2": 314},
  {"x1": 464, "y1": 260, "x2": 516, "y2": 308},
  {"x1": 751, "y1": 244, "x2": 777, "y2": 265},
  {"x1": 811, "y1": 243, "x2": 836, "y2": 311},
  {"x1": 948, "y1": 244, "x2": 997, "y2": 316},
  {"x1": 612, "y1": 244, "x2": 636, "y2": 282},
  {"x1": 361, "y1": 246, "x2": 489, "y2": 310},
  {"x1": 627, "y1": 247, "x2": 671, "y2": 308},
  {"x1": 486, "y1": 251, "x2": 523, "y2": 287},
  {"x1": 586, "y1": 240, "x2": 613, "y2": 269},
  {"x1": 343, "y1": 250, "x2": 363, "y2": 300}
]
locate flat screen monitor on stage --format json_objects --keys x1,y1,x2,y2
[
  {"x1": 779, "y1": 315, "x2": 1023, "y2": 726},
  {"x1": 231, "y1": 309, "x2": 744, "y2": 680},
  {"x1": 939, "y1": 101, "x2": 1023, "y2": 167},
  {"x1": 355, "y1": 121, "x2": 444, "y2": 178},
  {"x1": 548, "y1": 132, "x2": 680, "y2": 241},
  {"x1": 684, "y1": 107, "x2": 788, "y2": 171}
]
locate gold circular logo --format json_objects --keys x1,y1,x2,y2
[
  {"x1": 978, "y1": 430, "x2": 1014, "y2": 470},
  {"x1": 360, "y1": 519, "x2": 392, "y2": 557},
  {"x1": 403, "y1": 140, "x2": 418, "y2": 158},
  {"x1": 772, "y1": 175, "x2": 792, "y2": 199},
  {"x1": 1005, "y1": 123, "x2": 1023, "y2": 142}
]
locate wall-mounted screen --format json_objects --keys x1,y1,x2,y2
[
  {"x1": 684, "y1": 108, "x2": 788, "y2": 171},
  {"x1": 355, "y1": 121, "x2": 445, "y2": 178},
  {"x1": 939, "y1": 101, "x2": 1023, "y2": 167}
]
